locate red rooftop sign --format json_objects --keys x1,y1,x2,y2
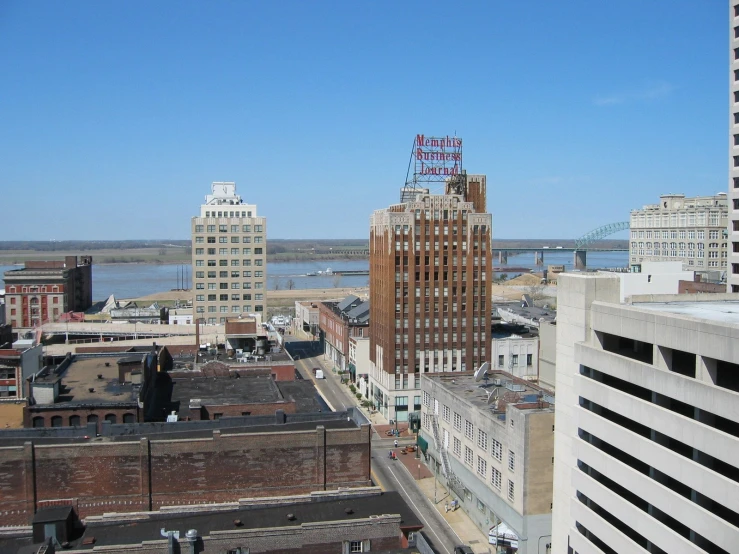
[{"x1": 409, "y1": 134, "x2": 463, "y2": 184}]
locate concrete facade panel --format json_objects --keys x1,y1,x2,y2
[
  {"x1": 576, "y1": 440, "x2": 739, "y2": 552},
  {"x1": 572, "y1": 468, "x2": 702, "y2": 554}
]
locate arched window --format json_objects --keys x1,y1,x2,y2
[
  {"x1": 122, "y1": 413, "x2": 135, "y2": 424},
  {"x1": 104, "y1": 414, "x2": 117, "y2": 424},
  {"x1": 50, "y1": 416, "x2": 63, "y2": 427},
  {"x1": 69, "y1": 415, "x2": 81, "y2": 427},
  {"x1": 32, "y1": 416, "x2": 44, "y2": 428},
  {"x1": 87, "y1": 414, "x2": 99, "y2": 424}
]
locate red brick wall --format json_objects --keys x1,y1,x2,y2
[
  {"x1": 0, "y1": 424, "x2": 372, "y2": 525},
  {"x1": 24, "y1": 406, "x2": 139, "y2": 432},
  {"x1": 200, "y1": 401, "x2": 297, "y2": 419},
  {"x1": 678, "y1": 280, "x2": 726, "y2": 294}
]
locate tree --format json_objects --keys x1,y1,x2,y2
[
  {"x1": 158, "y1": 248, "x2": 167, "y2": 256},
  {"x1": 525, "y1": 284, "x2": 550, "y2": 306},
  {"x1": 332, "y1": 274, "x2": 342, "y2": 288},
  {"x1": 286, "y1": 278, "x2": 296, "y2": 290},
  {"x1": 273, "y1": 278, "x2": 282, "y2": 290}
]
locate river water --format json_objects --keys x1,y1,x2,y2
[{"x1": 0, "y1": 251, "x2": 627, "y2": 301}]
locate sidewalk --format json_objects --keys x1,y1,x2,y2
[{"x1": 393, "y1": 450, "x2": 492, "y2": 554}]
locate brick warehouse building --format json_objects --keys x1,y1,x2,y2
[
  {"x1": 0, "y1": 489, "x2": 422, "y2": 553},
  {"x1": 0, "y1": 409, "x2": 372, "y2": 526},
  {"x1": 3, "y1": 256, "x2": 93, "y2": 333},
  {"x1": 368, "y1": 174, "x2": 493, "y2": 422},
  {"x1": 319, "y1": 294, "x2": 369, "y2": 373}
]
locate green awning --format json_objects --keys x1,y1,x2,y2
[{"x1": 417, "y1": 435, "x2": 428, "y2": 454}]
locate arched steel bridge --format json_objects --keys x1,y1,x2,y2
[
  {"x1": 493, "y1": 221, "x2": 631, "y2": 269},
  {"x1": 574, "y1": 221, "x2": 630, "y2": 250}
]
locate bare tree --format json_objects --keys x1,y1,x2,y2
[
  {"x1": 273, "y1": 278, "x2": 282, "y2": 290},
  {"x1": 286, "y1": 278, "x2": 296, "y2": 290},
  {"x1": 332, "y1": 274, "x2": 342, "y2": 288},
  {"x1": 158, "y1": 248, "x2": 167, "y2": 256},
  {"x1": 525, "y1": 284, "x2": 550, "y2": 306}
]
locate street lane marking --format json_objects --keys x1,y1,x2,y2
[
  {"x1": 393, "y1": 461, "x2": 464, "y2": 546},
  {"x1": 370, "y1": 467, "x2": 387, "y2": 491},
  {"x1": 387, "y1": 463, "x2": 450, "y2": 554}
]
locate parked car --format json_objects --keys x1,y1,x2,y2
[{"x1": 454, "y1": 546, "x2": 474, "y2": 554}]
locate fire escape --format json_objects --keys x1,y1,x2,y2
[{"x1": 429, "y1": 414, "x2": 464, "y2": 496}]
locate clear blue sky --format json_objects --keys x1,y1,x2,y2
[{"x1": 0, "y1": 1, "x2": 727, "y2": 241}]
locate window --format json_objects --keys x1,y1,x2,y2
[
  {"x1": 526, "y1": 354, "x2": 532, "y2": 366},
  {"x1": 350, "y1": 541, "x2": 365, "y2": 553},
  {"x1": 498, "y1": 354, "x2": 504, "y2": 367},
  {"x1": 422, "y1": 391, "x2": 431, "y2": 407},
  {"x1": 507, "y1": 480, "x2": 515, "y2": 501},
  {"x1": 477, "y1": 455, "x2": 487, "y2": 477},
  {"x1": 195, "y1": 225, "x2": 204, "y2": 232},
  {"x1": 464, "y1": 446, "x2": 473, "y2": 466},
  {"x1": 477, "y1": 430, "x2": 488, "y2": 450},
  {"x1": 442, "y1": 404, "x2": 450, "y2": 422},
  {"x1": 491, "y1": 438, "x2": 502, "y2": 461},
  {"x1": 464, "y1": 419, "x2": 473, "y2": 440},
  {"x1": 453, "y1": 436, "x2": 461, "y2": 456},
  {"x1": 491, "y1": 467, "x2": 502, "y2": 490},
  {"x1": 508, "y1": 450, "x2": 515, "y2": 472},
  {"x1": 453, "y1": 412, "x2": 461, "y2": 431}
]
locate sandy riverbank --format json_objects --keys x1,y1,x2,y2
[
  {"x1": 127, "y1": 281, "x2": 553, "y2": 307},
  {"x1": 126, "y1": 287, "x2": 370, "y2": 306}
]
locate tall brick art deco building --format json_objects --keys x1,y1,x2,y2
[{"x1": 368, "y1": 174, "x2": 492, "y2": 422}]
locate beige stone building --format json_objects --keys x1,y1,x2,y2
[
  {"x1": 419, "y1": 370, "x2": 554, "y2": 553},
  {"x1": 191, "y1": 182, "x2": 267, "y2": 324},
  {"x1": 629, "y1": 193, "x2": 728, "y2": 273}
]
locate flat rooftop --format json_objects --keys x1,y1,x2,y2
[
  {"x1": 35, "y1": 356, "x2": 136, "y2": 405},
  {"x1": 427, "y1": 370, "x2": 554, "y2": 414},
  {"x1": 170, "y1": 374, "x2": 322, "y2": 415},
  {"x1": 171, "y1": 373, "x2": 280, "y2": 413},
  {"x1": 632, "y1": 301, "x2": 739, "y2": 325},
  {"x1": 65, "y1": 491, "x2": 420, "y2": 550}
]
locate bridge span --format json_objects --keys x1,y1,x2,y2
[{"x1": 494, "y1": 222, "x2": 629, "y2": 269}]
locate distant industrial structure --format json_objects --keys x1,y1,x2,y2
[
  {"x1": 191, "y1": 182, "x2": 267, "y2": 324},
  {"x1": 368, "y1": 135, "x2": 492, "y2": 423},
  {"x1": 629, "y1": 193, "x2": 728, "y2": 274},
  {"x1": 3, "y1": 256, "x2": 93, "y2": 333}
]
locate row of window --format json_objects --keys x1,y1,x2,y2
[
  {"x1": 632, "y1": 241, "x2": 724, "y2": 250},
  {"x1": 195, "y1": 248, "x2": 263, "y2": 255},
  {"x1": 195, "y1": 271, "x2": 264, "y2": 278},
  {"x1": 194, "y1": 224, "x2": 263, "y2": 233},
  {"x1": 196, "y1": 305, "x2": 261, "y2": 313},
  {"x1": 194, "y1": 235, "x2": 264, "y2": 244},
  {"x1": 631, "y1": 212, "x2": 724, "y2": 229},
  {"x1": 4, "y1": 285, "x2": 61, "y2": 294},
  {"x1": 195, "y1": 259, "x2": 264, "y2": 267},
  {"x1": 631, "y1": 229, "x2": 723, "y2": 240},
  {"x1": 32, "y1": 413, "x2": 134, "y2": 427},
  {"x1": 455, "y1": 440, "x2": 515, "y2": 502},
  {"x1": 195, "y1": 282, "x2": 263, "y2": 290},
  {"x1": 196, "y1": 293, "x2": 262, "y2": 301}
]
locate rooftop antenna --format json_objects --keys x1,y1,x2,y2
[{"x1": 474, "y1": 361, "x2": 490, "y2": 387}]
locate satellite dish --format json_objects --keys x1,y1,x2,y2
[
  {"x1": 486, "y1": 388, "x2": 499, "y2": 404},
  {"x1": 474, "y1": 362, "x2": 490, "y2": 382}
]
